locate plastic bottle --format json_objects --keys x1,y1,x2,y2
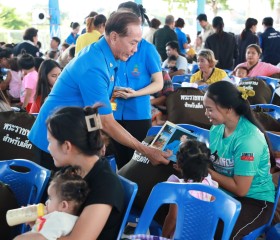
[{"x1": 6, "y1": 203, "x2": 47, "y2": 226}]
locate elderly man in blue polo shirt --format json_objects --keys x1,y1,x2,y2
[{"x1": 28, "y1": 11, "x2": 170, "y2": 170}]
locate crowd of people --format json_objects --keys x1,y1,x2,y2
[{"x1": 0, "y1": 1, "x2": 280, "y2": 239}]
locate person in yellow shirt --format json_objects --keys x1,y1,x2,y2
[
  {"x1": 190, "y1": 49, "x2": 229, "y2": 86},
  {"x1": 75, "y1": 14, "x2": 107, "y2": 55}
]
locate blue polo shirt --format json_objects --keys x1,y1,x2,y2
[
  {"x1": 174, "y1": 28, "x2": 188, "y2": 55},
  {"x1": 28, "y1": 37, "x2": 119, "y2": 152},
  {"x1": 65, "y1": 33, "x2": 80, "y2": 45},
  {"x1": 114, "y1": 39, "x2": 161, "y2": 120}
]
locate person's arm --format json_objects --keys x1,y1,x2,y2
[
  {"x1": 59, "y1": 204, "x2": 112, "y2": 240},
  {"x1": 114, "y1": 72, "x2": 163, "y2": 99},
  {"x1": 208, "y1": 169, "x2": 253, "y2": 196},
  {"x1": 151, "y1": 95, "x2": 166, "y2": 106},
  {"x1": 169, "y1": 69, "x2": 185, "y2": 78},
  {"x1": 162, "y1": 204, "x2": 177, "y2": 238},
  {"x1": 100, "y1": 113, "x2": 171, "y2": 165},
  {"x1": 182, "y1": 42, "x2": 188, "y2": 50},
  {"x1": 265, "y1": 63, "x2": 280, "y2": 76},
  {"x1": 14, "y1": 232, "x2": 46, "y2": 240},
  {"x1": 0, "y1": 71, "x2": 11, "y2": 90},
  {"x1": 22, "y1": 88, "x2": 32, "y2": 108}
]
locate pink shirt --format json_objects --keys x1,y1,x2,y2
[
  {"x1": 235, "y1": 61, "x2": 280, "y2": 77},
  {"x1": 20, "y1": 70, "x2": 38, "y2": 103},
  {"x1": 167, "y1": 174, "x2": 218, "y2": 201},
  {"x1": 8, "y1": 70, "x2": 22, "y2": 99}
]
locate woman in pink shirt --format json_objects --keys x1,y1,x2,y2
[{"x1": 234, "y1": 44, "x2": 280, "y2": 77}]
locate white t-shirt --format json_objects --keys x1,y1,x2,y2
[
  {"x1": 31, "y1": 211, "x2": 78, "y2": 240},
  {"x1": 162, "y1": 55, "x2": 188, "y2": 74}
]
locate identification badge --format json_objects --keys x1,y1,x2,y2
[{"x1": 111, "y1": 102, "x2": 117, "y2": 111}]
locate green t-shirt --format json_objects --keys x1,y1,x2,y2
[{"x1": 210, "y1": 116, "x2": 275, "y2": 202}]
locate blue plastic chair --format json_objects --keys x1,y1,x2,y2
[
  {"x1": 0, "y1": 159, "x2": 51, "y2": 233},
  {"x1": 172, "y1": 82, "x2": 181, "y2": 90},
  {"x1": 146, "y1": 124, "x2": 209, "y2": 146},
  {"x1": 191, "y1": 63, "x2": 199, "y2": 74},
  {"x1": 134, "y1": 182, "x2": 241, "y2": 240},
  {"x1": 172, "y1": 74, "x2": 192, "y2": 84},
  {"x1": 223, "y1": 69, "x2": 233, "y2": 75},
  {"x1": 241, "y1": 175, "x2": 280, "y2": 240},
  {"x1": 257, "y1": 76, "x2": 279, "y2": 104},
  {"x1": 105, "y1": 155, "x2": 117, "y2": 173},
  {"x1": 266, "y1": 223, "x2": 280, "y2": 240},
  {"x1": 251, "y1": 104, "x2": 280, "y2": 121},
  {"x1": 117, "y1": 175, "x2": 138, "y2": 240},
  {"x1": 267, "y1": 131, "x2": 280, "y2": 151}
]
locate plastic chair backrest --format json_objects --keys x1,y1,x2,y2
[
  {"x1": 172, "y1": 83, "x2": 181, "y2": 90},
  {"x1": 105, "y1": 155, "x2": 117, "y2": 173},
  {"x1": 267, "y1": 131, "x2": 280, "y2": 151},
  {"x1": 0, "y1": 159, "x2": 50, "y2": 207},
  {"x1": 146, "y1": 124, "x2": 209, "y2": 146},
  {"x1": 134, "y1": 182, "x2": 241, "y2": 240},
  {"x1": 172, "y1": 74, "x2": 192, "y2": 84},
  {"x1": 117, "y1": 175, "x2": 138, "y2": 240},
  {"x1": 241, "y1": 175, "x2": 280, "y2": 240},
  {"x1": 251, "y1": 104, "x2": 280, "y2": 120},
  {"x1": 191, "y1": 63, "x2": 199, "y2": 74},
  {"x1": 0, "y1": 159, "x2": 50, "y2": 233},
  {"x1": 223, "y1": 69, "x2": 232, "y2": 75}
]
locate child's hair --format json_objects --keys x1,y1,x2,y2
[
  {"x1": 167, "y1": 55, "x2": 177, "y2": 63},
  {"x1": 176, "y1": 140, "x2": 210, "y2": 182},
  {"x1": 48, "y1": 50, "x2": 58, "y2": 60},
  {"x1": 8, "y1": 57, "x2": 19, "y2": 72},
  {"x1": 0, "y1": 47, "x2": 13, "y2": 59},
  {"x1": 18, "y1": 53, "x2": 35, "y2": 70},
  {"x1": 235, "y1": 66, "x2": 248, "y2": 76},
  {"x1": 61, "y1": 42, "x2": 70, "y2": 50},
  {"x1": 236, "y1": 66, "x2": 248, "y2": 73},
  {"x1": 51, "y1": 167, "x2": 89, "y2": 215},
  {"x1": 46, "y1": 105, "x2": 104, "y2": 156}
]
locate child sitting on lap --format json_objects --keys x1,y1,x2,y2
[
  {"x1": 162, "y1": 140, "x2": 218, "y2": 238},
  {"x1": 14, "y1": 167, "x2": 89, "y2": 240},
  {"x1": 234, "y1": 66, "x2": 248, "y2": 79},
  {"x1": 167, "y1": 55, "x2": 178, "y2": 73}
]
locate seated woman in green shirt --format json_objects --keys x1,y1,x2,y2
[
  {"x1": 203, "y1": 81, "x2": 275, "y2": 239},
  {"x1": 190, "y1": 49, "x2": 229, "y2": 86}
]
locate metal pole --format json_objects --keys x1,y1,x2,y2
[{"x1": 197, "y1": 0, "x2": 206, "y2": 34}]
